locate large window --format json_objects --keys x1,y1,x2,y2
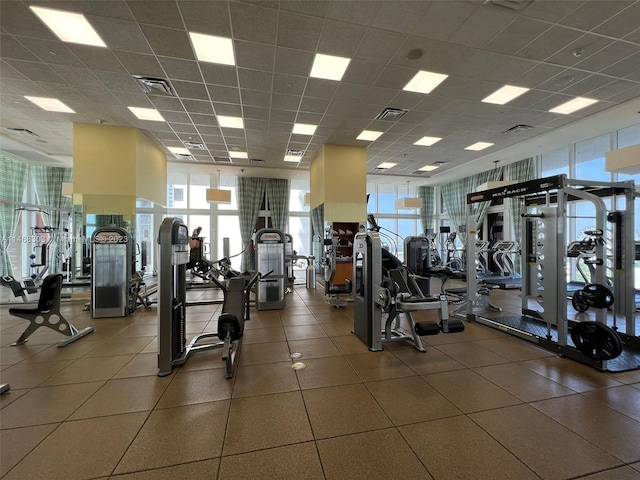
[
  {"x1": 574, "y1": 134, "x2": 611, "y2": 181},
  {"x1": 541, "y1": 147, "x2": 569, "y2": 177}
]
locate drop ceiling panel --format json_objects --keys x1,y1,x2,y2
[
  {"x1": 277, "y1": 11, "x2": 324, "y2": 51},
  {"x1": 558, "y1": 1, "x2": 633, "y2": 31},
  {"x1": 90, "y1": 17, "x2": 152, "y2": 54},
  {"x1": 317, "y1": 20, "x2": 366, "y2": 57},
  {"x1": 229, "y1": 1, "x2": 278, "y2": 44},
  {"x1": 178, "y1": 0, "x2": 232, "y2": 36},
  {"x1": 234, "y1": 40, "x2": 276, "y2": 71},
  {"x1": 158, "y1": 58, "x2": 203, "y2": 83},
  {"x1": 139, "y1": 25, "x2": 194, "y2": 60}
]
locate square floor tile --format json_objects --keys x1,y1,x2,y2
[
  {"x1": 40, "y1": 355, "x2": 135, "y2": 386},
  {"x1": 109, "y1": 459, "x2": 219, "y2": 479},
  {"x1": 423, "y1": 369, "x2": 521, "y2": 413},
  {"x1": 113, "y1": 353, "x2": 159, "y2": 378},
  {"x1": 0, "y1": 359, "x2": 74, "y2": 389},
  {"x1": 0, "y1": 423, "x2": 58, "y2": 477},
  {"x1": 366, "y1": 376, "x2": 460, "y2": 425},
  {"x1": 156, "y1": 368, "x2": 233, "y2": 408},
  {"x1": 241, "y1": 327, "x2": 286, "y2": 344},
  {"x1": 281, "y1": 314, "x2": 318, "y2": 326},
  {"x1": 0, "y1": 345, "x2": 49, "y2": 366},
  {"x1": 218, "y1": 442, "x2": 324, "y2": 480},
  {"x1": 319, "y1": 320, "x2": 354, "y2": 337},
  {"x1": 330, "y1": 335, "x2": 370, "y2": 354},
  {"x1": 531, "y1": 394, "x2": 640, "y2": 463},
  {"x1": 69, "y1": 376, "x2": 171, "y2": 419},
  {"x1": 436, "y1": 341, "x2": 510, "y2": 367},
  {"x1": 391, "y1": 345, "x2": 464, "y2": 375},
  {"x1": 303, "y1": 383, "x2": 391, "y2": 439},
  {"x1": 4, "y1": 412, "x2": 148, "y2": 480},
  {"x1": 317, "y1": 428, "x2": 432, "y2": 480},
  {"x1": 288, "y1": 337, "x2": 341, "y2": 359},
  {"x1": 0, "y1": 381, "x2": 104, "y2": 429},
  {"x1": 232, "y1": 361, "x2": 300, "y2": 397},
  {"x1": 571, "y1": 466, "x2": 640, "y2": 479},
  {"x1": 238, "y1": 341, "x2": 291, "y2": 365},
  {"x1": 284, "y1": 324, "x2": 328, "y2": 341},
  {"x1": 520, "y1": 357, "x2": 623, "y2": 393},
  {"x1": 474, "y1": 337, "x2": 554, "y2": 361},
  {"x1": 344, "y1": 351, "x2": 415, "y2": 382},
  {"x1": 581, "y1": 385, "x2": 640, "y2": 422},
  {"x1": 470, "y1": 404, "x2": 621, "y2": 479},
  {"x1": 223, "y1": 391, "x2": 313, "y2": 455},
  {"x1": 474, "y1": 362, "x2": 577, "y2": 401},
  {"x1": 115, "y1": 401, "x2": 229, "y2": 473},
  {"x1": 243, "y1": 316, "x2": 282, "y2": 330},
  {"x1": 399, "y1": 416, "x2": 539, "y2": 480},
  {"x1": 296, "y1": 356, "x2": 361, "y2": 390}
]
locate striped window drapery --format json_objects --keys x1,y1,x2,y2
[
  {"x1": 265, "y1": 178, "x2": 290, "y2": 233},
  {"x1": 417, "y1": 185, "x2": 435, "y2": 235},
  {"x1": 0, "y1": 155, "x2": 30, "y2": 276},
  {"x1": 237, "y1": 177, "x2": 267, "y2": 271}
]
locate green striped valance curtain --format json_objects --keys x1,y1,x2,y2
[
  {"x1": 417, "y1": 185, "x2": 435, "y2": 235},
  {"x1": 32, "y1": 166, "x2": 73, "y2": 273},
  {"x1": 237, "y1": 177, "x2": 267, "y2": 271},
  {"x1": 0, "y1": 155, "x2": 29, "y2": 276},
  {"x1": 265, "y1": 178, "x2": 290, "y2": 233},
  {"x1": 440, "y1": 167, "x2": 504, "y2": 247}
]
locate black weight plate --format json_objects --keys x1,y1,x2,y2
[
  {"x1": 571, "y1": 291, "x2": 589, "y2": 313},
  {"x1": 570, "y1": 321, "x2": 623, "y2": 361},
  {"x1": 582, "y1": 284, "x2": 614, "y2": 308}
]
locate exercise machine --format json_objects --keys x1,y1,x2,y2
[
  {"x1": 466, "y1": 174, "x2": 640, "y2": 372},
  {"x1": 29, "y1": 226, "x2": 56, "y2": 280},
  {"x1": 324, "y1": 236, "x2": 352, "y2": 307},
  {"x1": 7, "y1": 273, "x2": 94, "y2": 347},
  {"x1": 1, "y1": 275, "x2": 38, "y2": 303},
  {"x1": 90, "y1": 227, "x2": 135, "y2": 318},
  {"x1": 481, "y1": 240, "x2": 522, "y2": 289},
  {"x1": 255, "y1": 228, "x2": 286, "y2": 310},
  {"x1": 157, "y1": 217, "x2": 260, "y2": 378},
  {"x1": 353, "y1": 231, "x2": 464, "y2": 352}
]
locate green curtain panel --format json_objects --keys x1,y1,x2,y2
[
  {"x1": 440, "y1": 167, "x2": 504, "y2": 247},
  {"x1": 265, "y1": 178, "x2": 290, "y2": 233},
  {"x1": 32, "y1": 166, "x2": 73, "y2": 273},
  {"x1": 0, "y1": 155, "x2": 30, "y2": 276},
  {"x1": 417, "y1": 185, "x2": 435, "y2": 235},
  {"x1": 506, "y1": 158, "x2": 537, "y2": 273},
  {"x1": 237, "y1": 177, "x2": 267, "y2": 271}
]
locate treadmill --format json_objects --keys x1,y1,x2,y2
[{"x1": 481, "y1": 240, "x2": 522, "y2": 289}]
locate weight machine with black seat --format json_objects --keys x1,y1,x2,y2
[
  {"x1": 157, "y1": 217, "x2": 260, "y2": 378},
  {"x1": 353, "y1": 231, "x2": 464, "y2": 352},
  {"x1": 466, "y1": 174, "x2": 640, "y2": 372}
]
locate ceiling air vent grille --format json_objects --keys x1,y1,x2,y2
[
  {"x1": 175, "y1": 153, "x2": 195, "y2": 161},
  {"x1": 250, "y1": 158, "x2": 265, "y2": 164},
  {"x1": 286, "y1": 149, "x2": 305, "y2": 156},
  {"x1": 133, "y1": 76, "x2": 174, "y2": 96},
  {"x1": 183, "y1": 141, "x2": 206, "y2": 150},
  {"x1": 412, "y1": 170, "x2": 430, "y2": 175},
  {"x1": 375, "y1": 107, "x2": 409, "y2": 121},
  {"x1": 485, "y1": 0, "x2": 533, "y2": 11},
  {"x1": 503, "y1": 124, "x2": 534, "y2": 134},
  {"x1": 214, "y1": 157, "x2": 232, "y2": 163},
  {"x1": 5, "y1": 127, "x2": 38, "y2": 136}
]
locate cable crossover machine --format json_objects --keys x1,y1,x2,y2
[{"x1": 465, "y1": 174, "x2": 640, "y2": 372}]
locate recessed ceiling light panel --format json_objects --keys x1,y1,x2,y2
[
  {"x1": 229, "y1": 151, "x2": 248, "y2": 158},
  {"x1": 465, "y1": 142, "x2": 494, "y2": 151},
  {"x1": 168, "y1": 147, "x2": 191, "y2": 155},
  {"x1": 30, "y1": 6, "x2": 106, "y2": 47},
  {"x1": 357, "y1": 130, "x2": 383, "y2": 141},
  {"x1": 377, "y1": 162, "x2": 396, "y2": 169},
  {"x1": 414, "y1": 136, "x2": 442, "y2": 146},
  {"x1": 549, "y1": 97, "x2": 598, "y2": 114},
  {"x1": 482, "y1": 85, "x2": 529, "y2": 105},
  {"x1": 128, "y1": 106, "x2": 165, "y2": 122},
  {"x1": 189, "y1": 32, "x2": 235, "y2": 65},
  {"x1": 310, "y1": 53, "x2": 351, "y2": 81},
  {"x1": 419, "y1": 165, "x2": 439, "y2": 171},
  {"x1": 217, "y1": 116, "x2": 244, "y2": 129},
  {"x1": 284, "y1": 155, "x2": 302, "y2": 162},
  {"x1": 292, "y1": 123, "x2": 317, "y2": 135},
  {"x1": 24, "y1": 96, "x2": 75, "y2": 113},
  {"x1": 403, "y1": 70, "x2": 448, "y2": 94}
]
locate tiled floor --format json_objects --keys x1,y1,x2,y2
[{"x1": 1, "y1": 284, "x2": 640, "y2": 480}]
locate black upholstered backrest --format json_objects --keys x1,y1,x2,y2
[{"x1": 38, "y1": 274, "x2": 63, "y2": 312}]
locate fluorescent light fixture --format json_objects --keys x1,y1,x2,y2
[
  {"x1": 414, "y1": 136, "x2": 442, "y2": 146},
  {"x1": 229, "y1": 151, "x2": 248, "y2": 159},
  {"x1": 30, "y1": 6, "x2": 106, "y2": 47},
  {"x1": 549, "y1": 97, "x2": 598, "y2": 114},
  {"x1": 357, "y1": 130, "x2": 383, "y2": 141},
  {"x1": 168, "y1": 147, "x2": 191, "y2": 155},
  {"x1": 217, "y1": 115, "x2": 244, "y2": 129},
  {"x1": 482, "y1": 85, "x2": 529, "y2": 105},
  {"x1": 377, "y1": 162, "x2": 396, "y2": 169},
  {"x1": 396, "y1": 197, "x2": 422, "y2": 209},
  {"x1": 189, "y1": 32, "x2": 235, "y2": 65},
  {"x1": 310, "y1": 53, "x2": 351, "y2": 81},
  {"x1": 403, "y1": 70, "x2": 448, "y2": 94},
  {"x1": 128, "y1": 106, "x2": 165, "y2": 121},
  {"x1": 292, "y1": 123, "x2": 317, "y2": 135},
  {"x1": 284, "y1": 155, "x2": 302, "y2": 162},
  {"x1": 465, "y1": 142, "x2": 494, "y2": 151},
  {"x1": 206, "y1": 189, "x2": 231, "y2": 203},
  {"x1": 419, "y1": 165, "x2": 439, "y2": 172},
  {"x1": 24, "y1": 96, "x2": 75, "y2": 113}
]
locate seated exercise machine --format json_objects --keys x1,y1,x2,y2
[
  {"x1": 323, "y1": 236, "x2": 352, "y2": 308},
  {"x1": 29, "y1": 226, "x2": 55, "y2": 281},
  {"x1": 157, "y1": 217, "x2": 260, "y2": 378},
  {"x1": 1, "y1": 275, "x2": 38, "y2": 303},
  {"x1": 353, "y1": 231, "x2": 464, "y2": 352},
  {"x1": 7, "y1": 273, "x2": 94, "y2": 347}
]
